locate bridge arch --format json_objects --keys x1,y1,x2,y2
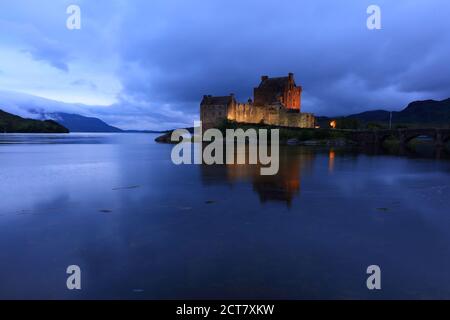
[
  {"x1": 401, "y1": 133, "x2": 436, "y2": 145},
  {"x1": 350, "y1": 129, "x2": 450, "y2": 148}
]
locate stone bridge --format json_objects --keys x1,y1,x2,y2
[{"x1": 349, "y1": 128, "x2": 450, "y2": 147}]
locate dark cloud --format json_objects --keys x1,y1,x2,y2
[
  {"x1": 25, "y1": 46, "x2": 69, "y2": 72},
  {"x1": 113, "y1": 0, "x2": 450, "y2": 119}
]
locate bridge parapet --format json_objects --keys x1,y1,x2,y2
[{"x1": 349, "y1": 128, "x2": 450, "y2": 147}]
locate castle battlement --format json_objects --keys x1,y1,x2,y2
[{"x1": 200, "y1": 73, "x2": 315, "y2": 130}]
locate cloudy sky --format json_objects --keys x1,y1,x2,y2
[{"x1": 0, "y1": 0, "x2": 449, "y2": 130}]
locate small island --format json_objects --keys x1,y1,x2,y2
[{"x1": 156, "y1": 73, "x2": 450, "y2": 149}]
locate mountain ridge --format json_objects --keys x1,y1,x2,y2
[
  {"x1": 319, "y1": 98, "x2": 450, "y2": 128},
  {"x1": 44, "y1": 112, "x2": 123, "y2": 133}
]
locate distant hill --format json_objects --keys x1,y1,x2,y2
[
  {"x1": 320, "y1": 98, "x2": 450, "y2": 129},
  {"x1": 45, "y1": 113, "x2": 166, "y2": 133},
  {"x1": 394, "y1": 98, "x2": 450, "y2": 124},
  {"x1": 0, "y1": 109, "x2": 69, "y2": 133},
  {"x1": 46, "y1": 112, "x2": 123, "y2": 132}
]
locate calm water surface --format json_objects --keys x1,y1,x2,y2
[{"x1": 1, "y1": 133, "x2": 450, "y2": 299}]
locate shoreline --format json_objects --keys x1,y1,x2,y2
[{"x1": 154, "y1": 124, "x2": 355, "y2": 147}]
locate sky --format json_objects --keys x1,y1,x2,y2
[{"x1": 0, "y1": 0, "x2": 449, "y2": 130}]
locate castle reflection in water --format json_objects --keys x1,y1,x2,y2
[
  {"x1": 200, "y1": 141, "x2": 450, "y2": 207},
  {"x1": 200, "y1": 146, "x2": 317, "y2": 207}
]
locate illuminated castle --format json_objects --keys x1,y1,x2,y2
[{"x1": 200, "y1": 73, "x2": 315, "y2": 130}]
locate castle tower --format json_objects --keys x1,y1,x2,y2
[
  {"x1": 253, "y1": 73, "x2": 302, "y2": 111},
  {"x1": 200, "y1": 94, "x2": 236, "y2": 130}
]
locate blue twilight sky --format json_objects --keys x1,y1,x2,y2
[{"x1": 0, "y1": 0, "x2": 450, "y2": 130}]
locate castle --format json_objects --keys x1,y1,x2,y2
[{"x1": 200, "y1": 73, "x2": 315, "y2": 130}]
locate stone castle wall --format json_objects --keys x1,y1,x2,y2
[
  {"x1": 200, "y1": 103, "x2": 228, "y2": 130},
  {"x1": 227, "y1": 102, "x2": 315, "y2": 129}
]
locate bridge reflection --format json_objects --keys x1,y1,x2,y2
[
  {"x1": 200, "y1": 147, "x2": 315, "y2": 207},
  {"x1": 358, "y1": 140, "x2": 450, "y2": 159}
]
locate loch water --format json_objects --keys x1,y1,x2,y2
[{"x1": 0, "y1": 133, "x2": 450, "y2": 299}]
